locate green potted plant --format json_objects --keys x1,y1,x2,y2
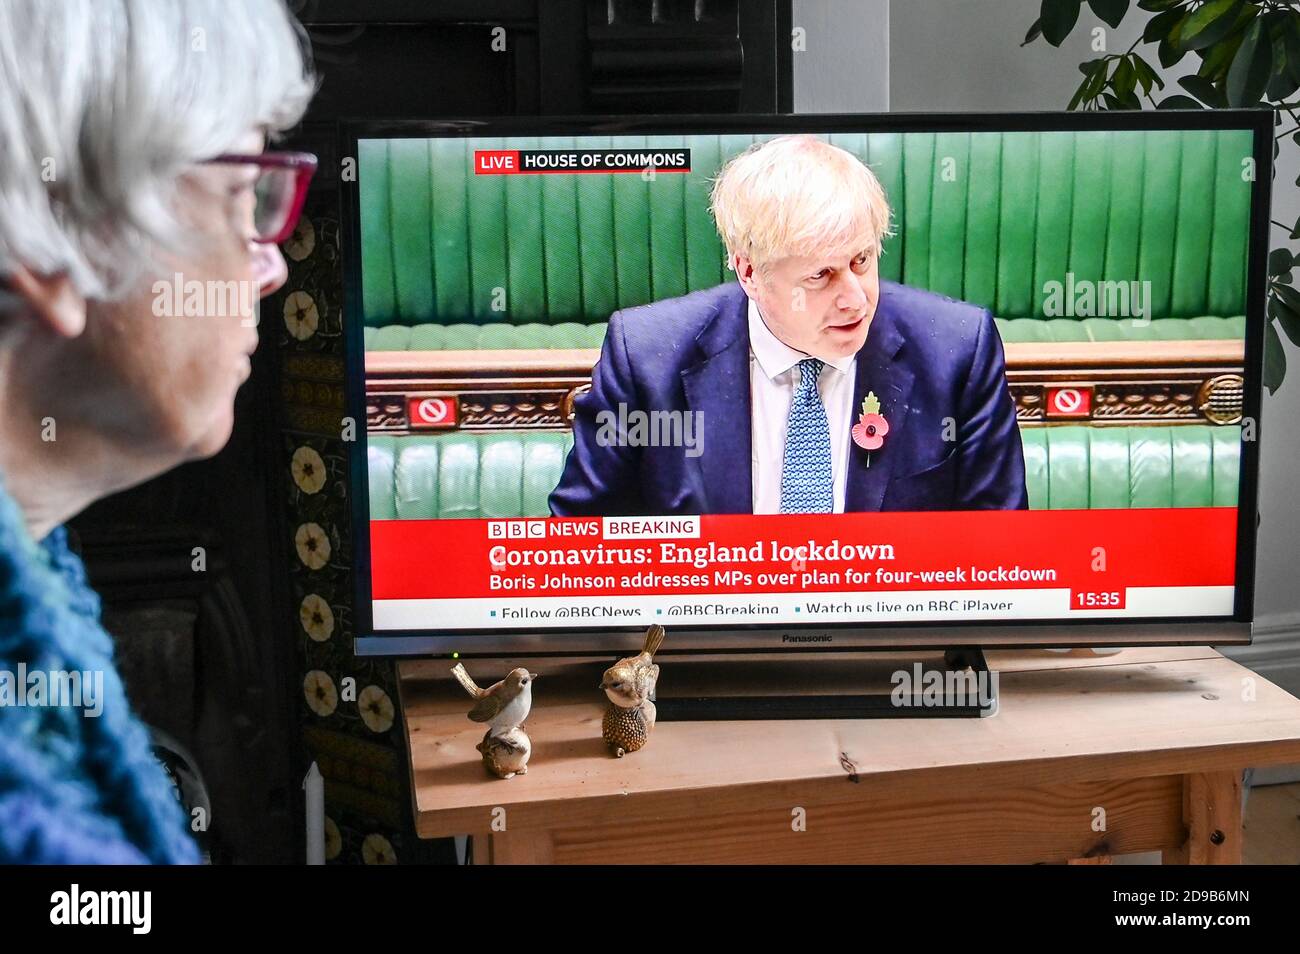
[{"x1": 1025, "y1": 0, "x2": 1300, "y2": 391}]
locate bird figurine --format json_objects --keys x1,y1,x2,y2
[
  {"x1": 451, "y1": 663, "x2": 537, "y2": 778},
  {"x1": 599, "y1": 624, "x2": 665, "y2": 757},
  {"x1": 475, "y1": 726, "x2": 532, "y2": 780}
]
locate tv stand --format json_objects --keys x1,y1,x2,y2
[
  {"x1": 397, "y1": 647, "x2": 1300, "y2": 864},
  {"x1": 651, "y1": 648, "x2": 996, "y2": 721}
]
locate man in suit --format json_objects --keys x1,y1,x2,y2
[{"x1": 549, "y1": 135, "x2": 1027, "y2": 517}]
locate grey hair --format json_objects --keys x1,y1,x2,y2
[{"x1": 0, "y1": 0, "x2": 315, "y2": 301}]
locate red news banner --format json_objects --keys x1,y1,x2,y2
[{"x1": 371, "y1": 509, "x2": 1237, "y2": 612}]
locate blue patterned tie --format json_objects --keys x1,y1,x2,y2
[{"x1": 780, "y1": 357, "x2": 833, "y2": 513}]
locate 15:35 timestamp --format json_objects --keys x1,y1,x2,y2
[{"x1": 1072, "y1": 589, "x2": 1125, "y2": 610}]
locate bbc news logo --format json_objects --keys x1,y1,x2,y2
[{"x1": 488, "y1": 520, "x2": 546, "y2": 539}]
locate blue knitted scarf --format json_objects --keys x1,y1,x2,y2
[{"x1": 0, "y1": 478, "x2": 199, "y2": 864}]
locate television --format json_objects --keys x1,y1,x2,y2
[{"x1": 342, "y1": 111, "x2": 1270, "y2": 658}]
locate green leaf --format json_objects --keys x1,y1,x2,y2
[
  {"x1": 1226, "y1": 18, "x2": 1271, "y2": 105},
  {"x1": 1272, "y1": 279, "x2": 1300, "y2": 312},
  {"x1": 1088, "y1": 0, "x2": 1130, "y2": 29},
  {"x1": 1168, "y1": 8, "x2": 1188, "y2": 46},
  {"x1": 1133, "y1": 53, "x2": 1166, "y2": 92},
  {"x1": 1134, "y1": 61, "x2": 1153, "y2": 94},
  {"x1": 1268, "y1": 248, "x2": 1294, "y2": 276},
  {"x1": 1180, "y1": 0, "x2": 1245, "y2": 52},
  {"x1": 1265, "y1": 64, "x2": 1295, "y2": 101},
  {"x1": 1198, "y1": 26, "x2": 1246, "y2": 82},
  {"x1": 1068, "y1": 59, "x2": 1109, "y2": 110},
  {"x1": 1265, "y1": 26, "x2": 1296, "y2": 101},
  {"x1": 1113, "y1": 56, "x2": 1137, "y2": 97},
  {"x1": 1023, "y1": 18, "x2": 1044, "y2": 45},
  {"x1": 1137, "y1": 0, "x2": 1182, "y2": 10},
  {"x1": 1157, "y1": 35, "x2": 1186, "y2": 68},
  {"x1": 1271, "y1": 292, "x2": 1300, "y2": 347},
  {"x1": 1041, "y1": 0, "x2": 1084, "y2": 45},
  {"x1": 1178, "y1": 73, "x2": 1228, "y2": 106},
  {"x1": 1283, "y1": 14, "x2": 1300, "y2": 84},
  {"x1": 1264, "y1": 318, "x2": 1287, "y2": 393},
  {"x1": 1156, "y1": 93, "x2": 1204, "y2": 108},
  {"x1": 1143, "y1": 6, "x2": 1184, "y2": 44},
  {"x1": 1092, "y1": 60, "x2": 1114, "y2": 95}
]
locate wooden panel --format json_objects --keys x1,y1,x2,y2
[
  {"x1": 365, "y1": 340, "x2": 1247, "y2": 432},
  {"x1": 478, "y1": 829, "x2": 556, "y2": 864},
  {"x1": 522, "y1": 775, "x2": 1184, "y2": 864},
  {"x1": 365, "y1": 340, "x2": 1246, "y2": 378},
  {"x1": 1166, "y1": 770, "x2": 1243, "y2": 864},
  {"x1": 1006, "y1": 339, "x2": 1243, "y2": 369},
  {"x1": 367, "y1": 348, "x2": 598, "y2": 377}
]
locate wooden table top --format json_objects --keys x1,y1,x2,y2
[{"x1": 397, "y1": 647, "x2": 1300, "y2": 839}]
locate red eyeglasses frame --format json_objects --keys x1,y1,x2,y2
[{"x1": 202, "y1": 150, "x2": 318, "y2": 245}]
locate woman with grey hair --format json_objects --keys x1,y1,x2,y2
[{"x1": 0, "y1": 0, "x2": 315, "y2": 863}]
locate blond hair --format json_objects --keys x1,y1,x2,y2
[{"x1": 709, "y1": 135, "x2": 893, "y2": 277}]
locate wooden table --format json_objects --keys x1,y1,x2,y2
[{"x1": 397, "y1": 647, "x2": 1300, "y2": 864}]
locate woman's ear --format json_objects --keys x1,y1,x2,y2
[{"x1": 2, "y1": 266, "x2": 86, "y2": 337}]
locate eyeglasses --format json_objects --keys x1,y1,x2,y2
[{"x1": 201, "y1": 151, "x2": 318, "y2": 245}]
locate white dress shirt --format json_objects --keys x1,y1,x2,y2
[{"x1": 748, "y1": 297, "x2": 857, "y2": 514}]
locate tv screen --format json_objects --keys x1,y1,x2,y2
[{"x1": 343, "y1": 113, "x2": 1269, "y2": 657}]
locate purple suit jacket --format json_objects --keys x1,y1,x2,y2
[{"x1": 549, "y1": 280, "x2": 1028, "y2": 516}]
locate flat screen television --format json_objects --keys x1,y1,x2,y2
[{"x1": 342, "y1": 111, "x2": 1270, "y2": 658}]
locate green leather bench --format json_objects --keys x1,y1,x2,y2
[
  {"x1": 359, "y1": 129, "x2": 1251, "y2": 348},
  {"x1": 368, "y1": 433, "x2": 574, "y2": 519},
  {"x1": 1019, "y1": 424, "x2": 1240, "y2": 509},
  {"x1": 368, "y1": 425, "x2": 1240, "y2": 517}
]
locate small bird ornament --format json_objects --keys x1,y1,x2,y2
[
  {"x1": 475, "y1": 727, "x2": 531, "y2": 780},
  {"x1": 451, "y1": 663, "x2": 537, "y2": 778},
  {"x1": 600, "y1": 624, "x2": 666, "y2": 757}
]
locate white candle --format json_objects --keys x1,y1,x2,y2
[{"x1": 304, "y1": 761, "x2": 325, "y2": 865}]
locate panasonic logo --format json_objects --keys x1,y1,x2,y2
[{"x1": 781, "y1": 634, "x2": 832, "y2": 643}]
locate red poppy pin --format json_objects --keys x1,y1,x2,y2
[{"x1": 851, "y1": 391, "x2": 889, "y2": 467}]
